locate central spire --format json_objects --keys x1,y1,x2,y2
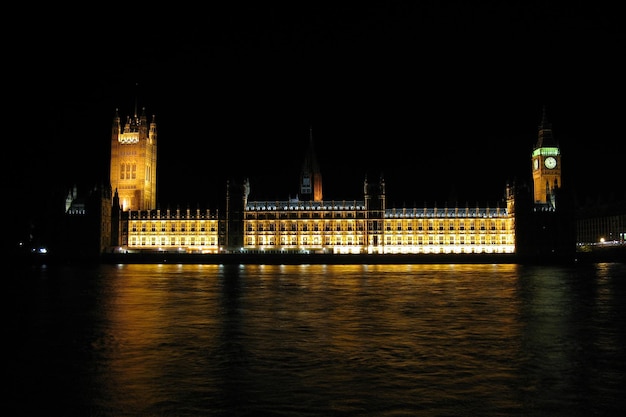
[{"x1": 300, "y1": 126, "x2": 323, "y2": 201}]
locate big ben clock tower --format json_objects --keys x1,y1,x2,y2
[{"x1": 531, "y1": 107, "x2": 561, "y2": 207}]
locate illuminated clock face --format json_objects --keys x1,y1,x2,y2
[
  {"x1": 544, "y1": 156, "x2": 557, "y2": 169},
  {"x1": 533, "y1": 159, "x2": 539, "y2": 170}
]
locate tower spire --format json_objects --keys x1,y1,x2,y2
[
  {"x1": 134, "y1": 82, "x2": 139, "y2": 118},
  {"x1": 535, "y1": 105, "x2": 556, "y2": 148},
  {"x1": 299, "y1": 126, "x2": 323, "y2": 202},
  {"x1": 540, "y1": 104, "x2": 548, "y2": 129}
]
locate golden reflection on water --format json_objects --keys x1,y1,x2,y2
[
  {"x1": 99, "y1": 263, "x2": 525, "y2": 414},
  {"x1": 100, "y1": 264, "x2": 227, "y2": 411},
  {"x1": 86, "y1": 262, "x2": 626, "y2": 415},
  {"x1": 12, "y1": 262, "x2": 625, "y2": 416}
]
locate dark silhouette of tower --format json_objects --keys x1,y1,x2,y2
[
  {"x1": 223, "y1": 178, "x2": 249, "y2": 251},
  {"x1": 364, "y1": 174, "x2": 386, "y2": 253}
]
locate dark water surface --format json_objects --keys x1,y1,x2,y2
[{"x1": 8, "y1": 262, "x2": 626, "y2": 416}]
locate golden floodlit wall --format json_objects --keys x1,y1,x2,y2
[
  {"x1": 241, "y1": 200, "x2": 515, "y2": 255},
  {"x1": 124, "y1": 200, "x2": 514, "y2": 254},
  {"x1": 126, "y1": 208, "x2": 220, "y2": 253}
]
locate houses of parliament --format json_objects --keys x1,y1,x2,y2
[{"x1": 49, "y1": 103, "x2": 623, "y2": 262}]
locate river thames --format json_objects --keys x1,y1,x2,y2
[{"x1": 8, "y1": 262, "x2": 626, "y2": 416}]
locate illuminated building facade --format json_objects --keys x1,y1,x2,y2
[
  {"x1": 110, "y1": 105, "x2": 157, "y2": 211},
  {"x1": 115, "y1": 108, "x2": 524, "y2": 256},
  {"x1": 124, "y1": 207, "x2": 221, "y2": 253},
  {"x1": 238, "y1": 181, "x2": 516, "y2": 255},
  {"x1": 30, "y1": 105, "x2": 617, "y2": 262}
]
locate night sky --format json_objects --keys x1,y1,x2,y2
[{"x1": 8, "y1": 3, "x2": 625, "y2": 232}]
